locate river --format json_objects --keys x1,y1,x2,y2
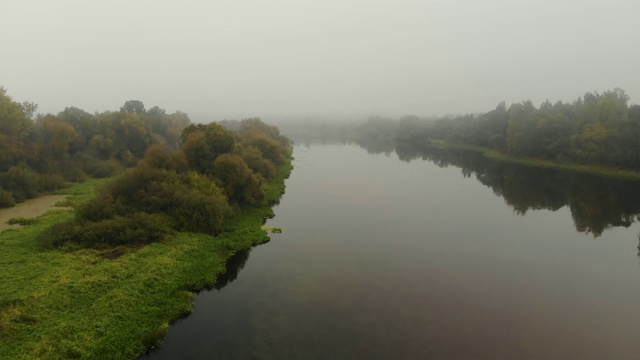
[{"x1": 143, "y1": 144, "x2": 640, "y2": 359}]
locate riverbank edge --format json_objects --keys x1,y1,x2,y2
[
  {"x1": 431, "y1": 140, "x2": 640, "y2": 180},
  {"x1": 139, "y1": 153, "x2": 294, "y2": 355},
  {"x1": 0, "y1": 153, "x2": 293, "y2": 359}
]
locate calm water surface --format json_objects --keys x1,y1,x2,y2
[{"x1": 144, "y1": 144, "x2": 640, "y2": 359}]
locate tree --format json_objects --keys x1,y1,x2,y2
[
  {"x1": 37, "y1": 114, "x2": 76, "y2": 164},
  {"x1": 115, "y1": 112, "x2": 153, "y2": 158},
  {"x1": 120, "y1": 100, "x2": 146, "y2": 114},
  {"x1": 20, "y1": 101, "x2": 38, "y2": 120},
  {"x1": 147, "y1": 107, "x2": 190, "y2": 148},
  {"x1": 213, "y1": 153, "x2": 264, "y2": 204},
  {"x1": 0, "y1": 88, "x2": 34, "y2": 171},
  {"x1": 506, "y1": 101, "x2": 538, "y2": 156},
  {"x1": 181, "y1": 123, "x2": 235, "y2": 174}
]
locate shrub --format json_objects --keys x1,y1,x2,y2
[
  {"x1": 38, "y1": 214, "x2": 174, "y2": 248},
  {"x1": 59, "y1": 163, "x2": 87, "y2": 182},
  {"x1": 40, "y1": 173, "x2": 66, "y2": 192},
  {"x1": 84, "y1": 159, "x2": 122, "y2": 178},
  {"x1": 213, "y1": 153, "x2": 264, "y2": 205},
  {"x1": 75, "y1": 168, "x2": 231, "y2": 237},
  {"x1": 79, "y1": 213, "x2": 174, "y2": 247},
  {"x1": 240, "y1": 146, "x2": 276, "y2": 179},
  {"x1": 244, "y1": 133, "x2": 286, "y2": 166},
  {"x1": 140, "y1": 144, "x2": 188, "y2": 172},
  {"x1": 37, "y1": 220, "x2": 80, "y2": 248},
  {"x1": 0, "y1": 187, "x2": 15, "y2": 208},
  {"x1": 0, "y1": 166, "x2": 40, "y2": 202},
  {"x1": 76, "y1": 192, "x2": 116, "y2": 222},
  {"x1": 7, "y1": 217, "x2": 37, "y2": 225}
]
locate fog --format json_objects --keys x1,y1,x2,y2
[{"x1": 2, "y1": 0, "x2": 639, "y2": 122}]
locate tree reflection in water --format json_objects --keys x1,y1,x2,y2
[
  {"x1": 361, "y1": 141, "x2": 640, "y2": 238},
  {"x1": 213, "y1": 248, "x2": 252, "y2": 290}
]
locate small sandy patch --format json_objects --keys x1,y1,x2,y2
[{"x1": 0, "y1": 195, "x2": 69, "y2": 231}]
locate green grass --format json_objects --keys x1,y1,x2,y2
[
  {"x1": 7, "y1": 217, "x2": 38, "y2": 226},
  {"x1": 0, "y1": 155, "x2": 293, "y2": 360},
  {"x1": 263, "y1": 153, "x2": 293, "y2": 203},
  {"x1": 433, "y1": 140, "x2": 640, "y2": 181},
  {"x1": 484, "y1": 150, "x2": 640, "y2": 180},
  {"x1": 52, "y1": 178, "x2": 111, "y2": 207},
  {"x1": 430, "y1": 140, "x2": 487, "y2": 153},
  {"x1": 261, "y1": 226, "x2": 283, "y2": 233}
]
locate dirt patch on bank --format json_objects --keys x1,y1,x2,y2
[{"x1": 0, "y1": 195, "x2": 69, "y2": 231}]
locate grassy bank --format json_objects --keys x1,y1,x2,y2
[
  {"x1": 484, "y1": 150, "x2": 640, "y2": 181},
  {"x1": 0, "y1": 156, "x2": 292, "y2": 359},
  {"x1": 432, "y1": 140, "x2": 640, "y2": 180}
]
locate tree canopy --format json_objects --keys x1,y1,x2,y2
[{"x1": 356, "y1": 88, "x2": 640, "y2": 170}]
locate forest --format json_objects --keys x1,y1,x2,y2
[
  {"x1": 0, "y1": 86, "x2": 290, "y2": 247},
  {"x1": 354, "y1": 88, "x2": 640, "y2": 171}
]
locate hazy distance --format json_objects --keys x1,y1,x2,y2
[{"x1": 2, "y1": 0, "x2": 639, "y2": 122}]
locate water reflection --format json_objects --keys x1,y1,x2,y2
[
  {"x1": 363, "y1": 141, "x2": 640, "y2": 237},
  {"x1": 140, "y1": 249, "x2": 253, "y2": 359},
  {"x1": 213, "y1": 248, "x2": 252, "y2": 290}
]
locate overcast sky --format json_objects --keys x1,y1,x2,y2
[{"x1": 2, "y1": 0, "x2": 639, "y2": 122}]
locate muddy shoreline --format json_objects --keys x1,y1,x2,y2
[{"x1": 0, "y1": 195, "x2": 69, "y2": 231}]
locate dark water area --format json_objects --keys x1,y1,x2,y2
[{"x1": 143, "y1": 144, "x2": 640, "y2": 360}]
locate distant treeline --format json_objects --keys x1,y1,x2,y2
[
  {"x1": 0, "y1": 86, "x2": 291, "y2": 247},
  {"x1": 355, "y1": 89, "x2": 640, "y2": 170}
]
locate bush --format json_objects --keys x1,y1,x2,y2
[
  {"x1": 139, "y1": 144, "x2": 188, "y2": 172},
  {"x1": 79, "y1": 213, "x2": 174, "y2": 247},
  {"x1": 76, "y1": 192, "x2": 116, "y2": 222},
  {"x1": 213, "y1": 153, "x2": 264, "y2": 205},
  {"x1": 38, "y1": 214, "x2": 174, "y2": 248},
  {"x1": 240, "y1": 146, "x2": 276, "y2": 179},
  {"x1": 75, "y1": 168, "x2": 231, "y2": 237},
  {"x1": 84, "y1": 159, "x2": 122, "y2": 178},
  {"x1": 37, "y1": 220, "x2": 80, "y2": 248},
  {"x1": 0, "y1": 166, "x2": 40, "y2": 202},
  {"x1": 7, "y1": 217, "x2": 37, "y2": 225},
  {"x1": 244, "y1": 133, "x2": 286, "y2": 166},
  {"x1": 40, "y1": 173, "x2": 66, "y2": 192},
  {"x1": 59, "y1": 163, "x2": 87, "y2": 182},
  {"x1": 0, "y1": 187, "x2": 15, "y2": 208}
]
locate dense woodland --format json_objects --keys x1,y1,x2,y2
[
  {"x1": 355, "y1": 89, "x2": 640, "y2": 170},
  {"x1": 0, "y1": 86, "x2": 290, "y2": 247}
]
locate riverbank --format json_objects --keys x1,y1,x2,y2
[
  {"x1": 432, "y1": 140, "x2": 640, "y2": 181},
  {"x1": 484, "y1": 151, "x2": 640, "y2": 180},
  {"x1": 0, "y1": 156, "x2": 292, "y2": 359}
]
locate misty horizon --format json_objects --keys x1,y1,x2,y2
[{"x1": 3, "y1": 0, "x2": 640, "y2": 121}]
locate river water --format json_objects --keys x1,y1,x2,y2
[{"x1": 144, "y1": 144, "x2": 640, "y2": 359}]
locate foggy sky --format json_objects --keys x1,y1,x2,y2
[{"x1": 2, "y1": 0, "x2": 639, "y2": 122}]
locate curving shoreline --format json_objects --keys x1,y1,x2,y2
[{"x1": 431, "y1": 140, "x2": 640, "y2": 181}]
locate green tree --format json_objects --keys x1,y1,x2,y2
[
  {"x1": 0, "y1": 88, "x2": 34, "y2": 171},
  {"x1": 506, "y1": 101, "x2": 538, "y2": 156},
  {"x1": 181, "y1": 123, "x2": 235, "y2": 174},
  {"x1": 115, "y1": 112, "x2": 153, "y2": 158},
  {"x1": 213, "y1": 153, "x2": 264, "y2": 204}
]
